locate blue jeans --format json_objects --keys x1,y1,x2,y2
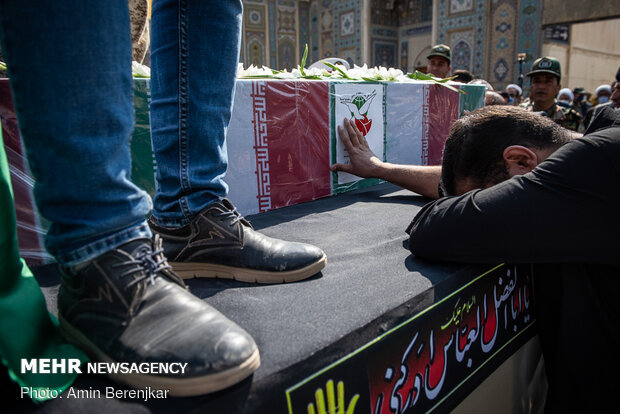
[
  {"x1": 0, "y1": 0, "x2": 241, "y2": 265},
  {"x1": 150, "y1": 0, "x2": 242, "y2": 226}
]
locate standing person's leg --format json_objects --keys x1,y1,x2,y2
[
  {"x1": 0, "y1": 1, "x2": 151, "y2": 260},
  {"x1": 0, "y1": 0, "x2": 258, "y2": 395},
  {"x1": 149, "y1": 0, "x2": 327, "y2": 283}
]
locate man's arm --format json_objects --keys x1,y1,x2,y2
[
  {"x1": 408, "y1": 131, "x2": 620, "y2": 264},
  {"x1": 330, "y1": 118, "x2": 441, "y2": 199}
]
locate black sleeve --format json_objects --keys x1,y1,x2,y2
[{"x1": 408, "y1": 128, "x2": 620, "y2": 264}]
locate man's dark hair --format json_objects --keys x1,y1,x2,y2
[
  {"x1": 452, "y1": 69, "x2": 474, "y2": 83},
  {"x1": 440, "y1": 106, "x2": 572, "y2": 196}
]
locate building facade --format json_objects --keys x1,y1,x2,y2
[
  {"x1": 239, "y1": 0, "x2": 545, "y2": 92},
  {"x1": 240, "y1": 0, "x2": 618, "y2": 94}
]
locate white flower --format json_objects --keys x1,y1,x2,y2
[
  {"x1": 379, "y1": 66, "x2": 404, "y2": 80},
  {"x1": 303, "y1": 67, "x2": 331, "y2": 78},
  {"x1": 346, "y1": 64, "x2": 375, "y2": 80},
  {"x1": 237, "y1": 64, "x2": 275, "y2": 78},
  {"x1": 132, "y1": 61, "x2": 151, "y2": 78},
  {"x1": 274, "y1": 70, "x2": 295, "y2": 79}
]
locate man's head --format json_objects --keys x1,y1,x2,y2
[
  {"x1": 557, "y1": 88, "x2": 574, "y2": 107},
  {"x1": 595, "y1": 84, "x2": 612, "y2": 104},
  {"x1": 440, "y1": 106, "x2": 572, "y2": 196},
  {"x1": 527, "y1": 57, "x2": 562, "y2": 110},
  {"x1": 426, "y1": 44, "x2": 451, "y2": 78},
  {"x1": 485, "y1": 90, "x2": 507, "y2": 106},
  {"x1": 611, "y1": 81, "x2": 620, "y2": 108},
  {"x1": 505, "y1": 84, "x2": 522, "y2": 105},
  {"x1": 452, "y1": 69, "x2": 474, "y2": 83},
  {"x1": 572, "y1": 87, "x2": 590, "y2": 105}
]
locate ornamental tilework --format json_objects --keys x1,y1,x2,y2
[
  {"x1": 277, "y1": 36, "x2": 296, "y2": 71},
  {"x1": 277, "y1": 9, "x2": 296, "y2": 34},
  {"x1": 277, "y1": 0, "x2": 295, "y2": 7},
  {"x1": 246, "y1": 32, "x2": 267, "y2": 67},
  {"x1": 371, "y1": 0, "x2": 399, "y2": 26},
  {"x1": 488, "y1": 0, "x2": 517, "y2": 89},
  {"x1": 238, "y1": 0, "x2": 542, "y2": 91},
  {"x1": 274, "y1": 0, "x2": 295, "y2": 70},
  {"x1": 322, "y1": 32, "x2": 334, "y2": 57},
  {"x1": 332, "y1": 0, "x2": 362, "y2": 67},
  {"x1": 518, "y1": 0, "x2": 542, "y2": 89},
  {"x1": 437, "y1": 0, "x2": 486, "y2": 76},
  {"x1": 450, "y1": 0, "x2": 473, "y2": 15},
  {"x1": 370, "y1": 0, "x2": 432, "y2": 73},
  {"x1": 245, "y1": 5, "x2": 265, "y2": 30},
  {"x1": 373, "y1": 40, "x2": 397, "y2": 68},
  {"x1": 299, "y1": 2, "x2": 310, "y2": 61},
  {"x1": 310, "y1": 2, "x2": 320, "y2": 62},
  {"x1": 340, "y1": 10, "x2": 355, "y2": 37},
  {"x1": 320, "y1": 8, "x2": 333, "y2": 32},
  {"x1": 449, "y1": 29, "x2": 473, "y2": 71},
  {"x1": 371, "y1": 0, "x2": 432, "y2": 26},
  {"x1": 268, "y1": 0, "x2": 277, "y2": 68}
]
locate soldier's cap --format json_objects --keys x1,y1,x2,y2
[
  {"x1": 427, "y1": 44, "x2": 451, "y2": 63},
  {"x1": 527, "y1": 57, "x2": 561, "y2": 81}
]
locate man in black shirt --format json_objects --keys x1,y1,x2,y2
[{"x1": 408, "y1": 106, "x2": 620, "y2": 412}]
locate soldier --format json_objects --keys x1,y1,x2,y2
[
  {"x1": 521, "y1": 57, "x2": 582, "y2": 131},
  {"x1": 426, "y1": 44, "x2": 451, "y2": 79}
]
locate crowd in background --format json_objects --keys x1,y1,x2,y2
[{"x1": 426, "y1": 44, "x2": 620, "y2": 133}]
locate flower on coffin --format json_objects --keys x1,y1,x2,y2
[
  {"x1": 237, "y1": 61, "x2": 408, "y2": 82},
  {"x1": 346, "y1": 64, "x2": 374, "y2": 79},
  {"x1": 347, "y1": 64, "x2": 404, "y2": 81},
  {"x1": 132, "y1": 61, "x2": 151, "y2": 78},
  {"x1": 273, "y1": 70, "x2": 296, "y2": 79},
  {"x1": 291, "y1": 66, "x2": 332, "y2": 79},
  {"x1": 237, "y1": 63, "x2": 276, "y2": 78},
  {"x1": 235, "y1": 60, "x2": 460, "y2": 94}
]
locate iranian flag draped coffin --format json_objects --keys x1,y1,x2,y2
[{"x1": 226, "y1": 79, "x2": 483, "y2": 214}]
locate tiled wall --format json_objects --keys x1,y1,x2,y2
[
  {"x1": 240, "y1": 0, "x2": 543, "y2": 90},
  {"x1": 240, "y1": 0, "x2": 363, "y2": 70},
  {"x1": 436, "y1": 0, "x2": 486, "y2": 76}
]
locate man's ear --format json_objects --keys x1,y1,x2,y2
[{"x1": 503, "y1": 145, "x2": 539, "y2": 177}]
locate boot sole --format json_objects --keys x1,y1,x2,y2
[
  {"x1": 170, "y1": 254, "x2": 327, "y2": 283},
  {"x1": 58, "y1": 315, "x2": 260, "y2": 396}
]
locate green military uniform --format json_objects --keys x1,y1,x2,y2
[
  {"x1": 521, "y1": 100, "x2": 582, "y2": 131},
  {"x1": 523, "y1": 56, "x2": 582, "y2": 131}
]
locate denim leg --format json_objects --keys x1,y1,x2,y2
[
  {"x1": 0, "y1": 1, "x2": 152, "y2": 266},
  {"x1": 150, "y1": 0, "x2": 243, "y2": 226}
]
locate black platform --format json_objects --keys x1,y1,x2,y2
[{"x1": 3, "y1": 183, "x2": 537, "y2": 413}]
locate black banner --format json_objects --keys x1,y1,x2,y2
[{"x1": 285, "y1": 264, "x2": 535, "y2": 414}]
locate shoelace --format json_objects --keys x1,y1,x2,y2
[
  {"x1": 215, "y1": 204, "x2": 244, "y2": 226},
  {"x1": 113, "y1": 236, "x2": 185, "y2": 288}
]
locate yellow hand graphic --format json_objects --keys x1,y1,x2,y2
[{"x1": 307, "y1": 379, "x2": 359, "y2": 414}]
